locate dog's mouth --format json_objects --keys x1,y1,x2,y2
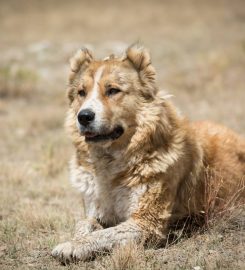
[{"x1": 83, "y1": 126, "x2": 124, "y2": 143}]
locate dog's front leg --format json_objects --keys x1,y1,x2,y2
[
  {"x1": 70, "y1": 207, "x2": 170, "y2": 263},
  {"x1": 51, "y1": 218, "x2": 103, "y2": 264},
  {"x1": 71, "y1": 218, "x2": 145, "y2": 261},
  {"x1": 68, "y1": 202, "x2": 171, "y2": 263},
  {"x1": 52, "y1": 219, "x2": 144, "y2": 263}
]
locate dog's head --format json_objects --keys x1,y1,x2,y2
[{"x1": 67, "y1": 44, "x2": 158, "y2": 147}]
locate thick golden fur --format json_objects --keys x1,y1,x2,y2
[{"x1": 52, "y1": 44, "x2": 245, "y2": 263}]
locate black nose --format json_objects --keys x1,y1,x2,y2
[{"x1": 77, "y1": 109, "x2": 95, "y2": 127}]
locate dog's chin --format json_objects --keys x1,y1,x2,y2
[{"x1": 81, "y1": 126, "x2": 124, "y2": 143}]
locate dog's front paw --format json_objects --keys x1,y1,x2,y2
[
  {"x1": 51, "y1": 241, "x2": 74, "y2": 264},
  {"x1": 72, "y1": 244, "x2": 94, "y2": 262}
]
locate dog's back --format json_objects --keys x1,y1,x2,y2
[
  {"x1": 193, "y1": 121, "x2": 245, "y2": 178},
  {"x1": 193, "y1": 121, "x2": 245, "y2": 201}
]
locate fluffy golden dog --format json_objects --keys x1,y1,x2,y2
[{"x1": 52, "y1": 44, "x2": 245, "y2": 263}]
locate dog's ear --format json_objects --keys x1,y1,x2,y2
[
  {"x1": 67, "y1": 47, "x2": 93, "y2": 103},
  {"x1": 69, "y1": 47, "x2": 93, "y2": 83},
  {"x1": 125, "y1": 43, "x2": 156, "y2": 83}
]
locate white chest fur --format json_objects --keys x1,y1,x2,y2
[{"x1": 69, "y1": 156, "x2": 146, "y2": 225}]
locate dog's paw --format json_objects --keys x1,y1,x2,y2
[
  {"x1": 51, "y1": 241, "x2": 74, "y2": 264},
  {"x1": 72, "y1": 244, "x2": 93, "y2": 262}
]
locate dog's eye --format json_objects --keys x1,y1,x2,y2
[
  {"x1": 106, "y1": 88, "x2": 121, "y2": 96},
  {"x1": 78, "y1": 89, "x2": 86, "y2": 97}
]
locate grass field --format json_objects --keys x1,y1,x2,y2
[{"x1": 0, "y1": 0, "x2": 245, "y2": 269}]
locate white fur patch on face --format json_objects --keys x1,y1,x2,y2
[{"x1": 78, "y1": 66, "x2": 105, "y2": 121}]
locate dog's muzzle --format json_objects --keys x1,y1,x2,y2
[{"x1": 83, "y1": 126, "x2": 124, "y2": 143}]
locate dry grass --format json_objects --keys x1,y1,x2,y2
[
  {"x1": 97, "y1": 242, "x2": 146, "y2": 270},
  {"x1": 203, "y1": 168, "x2": 245, "y2": 228},
  {"x1": 0, "y1": 66, "x2": 38, "y2": 99},
  {"x1": 0, "y1": 0, "x2": 245, "y2": 269}
]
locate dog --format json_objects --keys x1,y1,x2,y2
[{"x1": 52, "y1": 44, "x2": 245, "y2": 263}]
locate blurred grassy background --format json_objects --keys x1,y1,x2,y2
[{"x1": 0, "y1": 0, "x2": 244, "y2": 269}]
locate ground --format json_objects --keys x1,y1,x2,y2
[{"x1": 0, "y1": 0, "x2": 244, "y2": 269}]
